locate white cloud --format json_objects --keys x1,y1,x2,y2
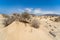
[
  {"x1": 5, "y1": 8, "x2": 57, "y2": 14},
  {"x1": 24, "y1": 8, "x2": 33, "y2": 13},
  {"x1": 33, "y1": 8, "x2": 41, "y2": 14},
  {"x1": 33, "y1": 8, "x2": 55, "y2": 14}
]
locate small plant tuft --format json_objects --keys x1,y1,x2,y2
[{"x1": 31, "y1": 19, "x2": 40, "y2": 29}]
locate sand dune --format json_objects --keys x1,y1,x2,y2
[
  {"x1": 0, "y1": 14, "x2": 60, "y2": 40},
  {"x1": 0, "y1": 21, "x2": 53, "y2": 40}
]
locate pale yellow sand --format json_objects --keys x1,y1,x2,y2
[
  {"x1": 0, "y1": 15, "x2": 60, "y2": 40},
  {"x1": 0, "y1": 21, "x2": 53, "y2": 40}
]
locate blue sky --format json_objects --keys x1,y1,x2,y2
[{"x1": 0, "y1": 0, "x2": 60, "y2": 14}]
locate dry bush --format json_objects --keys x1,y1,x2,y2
[
  {"x1": 31, "y1": 19, "x2": 40, "y2": 29},
  {"x1": 2, "y1": 14, "x2": 9, "y2": 18},
  {"x1": 11, "y1": 13, "x2": 21, "y2": 21},
  {"x1": 54, "y1": 17, "x2": 60, "y2": 22},
  {"x1": 19, "y1": 17, "x2": 29, "y2": 24},
  {"x1": 12, "y1": 13, "x2": 20, "y2": 17},
  {"x1": 19, "y1": 12, "x2": 31, "y2": 23},
  {"x1": 49, "y1": 19, "x2": 53, "y2": 21},
  {"x1": 51, "y1": 17, "x2": 60, "y2": 22},
  {"x1": 21, "y1": 12, "x2": 31, "y2": 20},
  {"x1": 3, "y1": 13, "x2": 21, "y2": 27},
  {"x1": 3, "y1": 12, "x2": 31, "y2": 26},
  {"x1": 4, "y1": 16, "x2": 15, "y2": 26},
  {"x1": 3, "y1": 13, "x2": 27, "y2": 26},
  {"x1": 12, "y1": 13, "x2": 21, "y2": 18},
  {"x1": 50, "y1": 17, "x2": 60, "y2": 22}
]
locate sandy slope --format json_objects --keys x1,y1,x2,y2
[
  {"x1": 0, "y1": 21, "x2": 53, "y2": 40},
  {"x1": 0, "y1": 15, "x2": 60, "y2": 40}
]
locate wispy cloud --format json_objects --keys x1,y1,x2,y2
[
  {"x1": 24, "y1": 8, "x2": 33, "y2": 12},
  {"x1": 33, "y1": 8, "x2": 41, "y2": 14},
  {"x1": 0, "y1": 7, "x2": 59, "y2": 14},
  {"x1": 23, "y1": 8, "x2": 55, "y2": 14}
]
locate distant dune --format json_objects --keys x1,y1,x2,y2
[{"x1": 0, "y1": 13, "x2": 60, "y2": 40}]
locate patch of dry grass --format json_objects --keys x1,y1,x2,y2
[{"x1": 31, "y1": 19, "x2": 40, "y2": 29}]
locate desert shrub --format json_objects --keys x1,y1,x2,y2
[
  {"x1": 12, "y1": 13, "x2": 21, "y2": 21},
  {"x1": 54, "y1": 26, "x2": 56, "y2": 28},
  {"x1": 54, "y1": 17, "x2": 60, "y2": 22},
  {"x1": 19, "y1": 12, "x2": 31, "y2": 23},
  {"x1": 51, "y1": 29, "x2": 54, "y2": 31},
  {"x1": 4, "y1": 16, "x2": 15, "y2": 26},
  {"x1": 3, "y1": 14, "x2": 21, "y2": 27},
  {"x1": 49, "y1": 19, "x2": 53, "y2": 21},
  {"x1": 12, "y1": 13, "x2": 20, "y2": 16},
  {"x1": 21, "y1": 12, "x2": 31, "y2": 20},
  {"x1": 12, "y1": 13, "x2": 20, "y2": 18},
  {"x1": 19, "y1": 16, "x2": 29, "y2": 24},
  {"x1": 50, "y1": 17, "x2": 60, "y2": 22},
  {"x1": 49, "y1": 25, "x2": 52, "y2": 27},
  {"x1": 31, "y1": 19, "x2": 40, "y2": 29},
  {"x1": 2, "y1": 14, "x2": 9, "y2": 18}
]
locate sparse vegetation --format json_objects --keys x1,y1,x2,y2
[
  {"x1": 50, "y1": 17, "x2": 60, "y2": 22},
  {"x1": 4, "y1": 16, "x2": 15, "y2": 26},
  {"x1": 12, "y1": 13, "x2": 21, "y2": 19},
  {"x1": 54, "y1": 17, "x2": 60, "y2": 22},
  {"x1": 49, "y1": 19, "x2": 53, "y2": 21},
  {"x1": 21, "y1": 12, "x2": 31, "y2": 20},
  {"x1": 49, "y1": 31, "x2": 56, "y2": 37},
  {"x1": 19, "y1": 12, "x2": 31, "y2": 23},
  {"x1": 49, "y1": 25, "x2": 52, "y2": 27},
  {"x1": 31, "y1": 19, "x2": 40, "y2": 29},
  {"x1": 2, "y1": 14, "x2": 9, "y2": 18},
  {"x1": 51, "y1": 29, "x2": 54, "y2": 31},
  {"x1": 2, "y1": 12, "x2": 31, "y2": 27},
  {"x1": 54, "y1": 26, "x2": 56, "y2": 28}
]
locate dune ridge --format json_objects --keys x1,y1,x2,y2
[{"x1": 0, "y1": 13, "x2": 60, "y2": 40}]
